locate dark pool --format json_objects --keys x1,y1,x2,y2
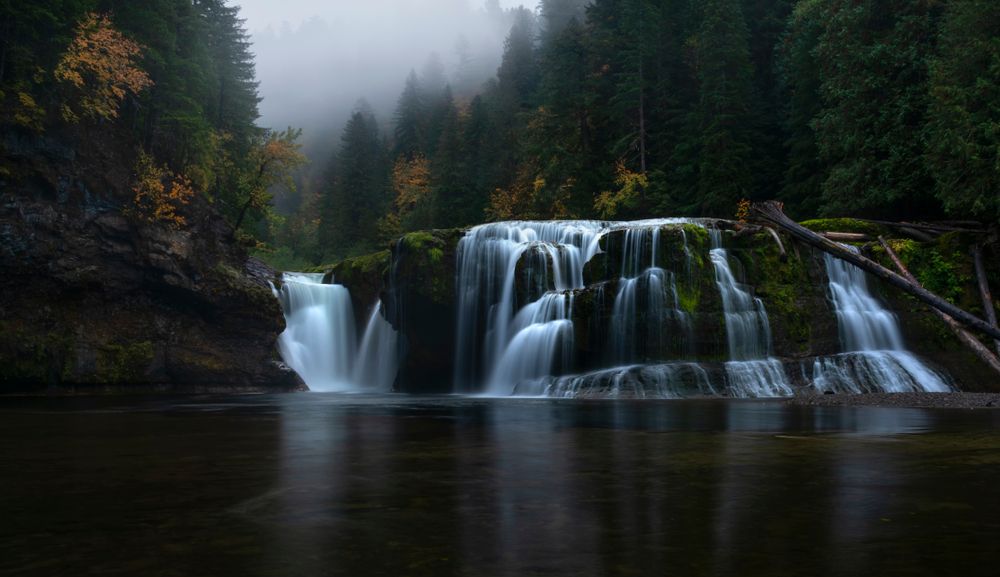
[{"x1": 1, "y1": 395, "x2": 998, "y2": 576}]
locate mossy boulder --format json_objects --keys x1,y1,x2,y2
[
  {"x1": 327, "y1": 250, "x2": 391, "y2": 328},
  {"x1": 383, "y1": 228, "x2": 465, "y2": 392},
  {"x1": 726, "y1": 228, "x2": 840, "y2": 358}
]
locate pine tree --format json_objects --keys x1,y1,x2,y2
[
  {"x1": 321, "y1": 106, "x2": 390, "y2": 256},
  {"x1": 813, "y1": 0, "x2": 938, "y2": 217},
  {"x1": 777, "y1": 0, "x2": 825, "y2": 218},
  {"x1": 926, "y1": 0, "x2": 1000, "y2": 221},
  {"x1": 690, "y1": 0, "x2": 757, "y2": 216},
  {"x1": 393, "y1": 70, "x2": 425, "y2": 160}
]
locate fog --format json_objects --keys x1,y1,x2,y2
[{"x1": 237, "y1": 0, "x2": 536, "y2": 161}]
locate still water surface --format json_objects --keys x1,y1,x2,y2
[{"x1": 1, "y1": 394, "x2": 998, "y2": 577}]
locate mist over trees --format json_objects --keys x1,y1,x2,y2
[
  {"x1": 1, "y1": 0, "x2": 996, "y2": 271},
  {"x1": 0, "y1": 0, "x2": 307, "y2": 238},
  {"x1": 270, "y1": 0, "x2": 997, "y2": 266}
]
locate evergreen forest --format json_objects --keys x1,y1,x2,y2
[{"x1": 1, "y1": 0, "x2": 998, "y2": 267}]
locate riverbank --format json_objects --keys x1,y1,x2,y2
[{"x1": 787, "y1": 391, "x2": 1000, "y2": 409}]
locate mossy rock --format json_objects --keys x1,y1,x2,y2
[
  {"x1": 0, "y1": 320, "x2": 76, "y2": 390},
  {"x1": 799, "y1": 218, "x2": 887, "y2": 237},
  {"x1": 726, "y1": 229, "x2": 840, "y2": 358},
  {"x1": 327, "y1": 250, "x2": 392, "y2": 326},
  {"x1": 95, "y1": 341, "x2": 155, "y2": 384}
]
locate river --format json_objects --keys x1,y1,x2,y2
[{"x1": 1, "y1": 395, "x2": 998, "y2": 576}]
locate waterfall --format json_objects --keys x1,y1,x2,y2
[
  {"x1": 272, "y1": 273, "x2": 400, "y2": 392},
  {"x1": 272, "y1": 273, "x2": 357, "y2": 391},
  {"x1": 352, "y1": 302, "x2": 399, "y2": 392},
  {"x1": 708, "y1": 230, "x2": 793, "y2": 397},
  {"x1": 455, "y1": 219, "x2": 698, "y2": 394},
  {"x1": 523, "y1": 363, "x2": 716, "y2": 399},
  {"x1": 816, "y1": 250, "x2": 951, "y2": 393},
  {"x1": 453, "y1": 221, "x2": 606, "y2": 392}
]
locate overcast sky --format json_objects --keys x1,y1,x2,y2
[
  {"x1": 236, "y1": 0, "x2": 533, "y2": 35},
  {"x1": 231, "y1": 0, "x2": 535, "y2": 163}
]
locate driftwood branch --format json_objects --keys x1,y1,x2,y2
[
  {"x1": 972, "y1": 244, "x2": 1000, "y2": 356},
  {"x1": 861, "y1": 218, "x2": 988, "y2": 234},
  {"x1": 763, "y1": 227, "x2": 787, "y2": 261},
  {"x1": 749, "y1": 200, "x2": 1000, "y2": 342},
  {"x1": 897, "y1": 226, "x2": 935, "y2": 243},
  {"x1": 821, "y1": 232, "x2": 870, "y2": 242},
  {"x1": 879, "y1": 237, "x2": 1000, "y2": 377}
]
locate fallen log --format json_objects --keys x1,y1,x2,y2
[
  {"x1": 879, "y1": 237, "x2": 1000, "y2": 377},
  {"x1": 821, "y1": 231, "x2": 870, "y2": 242},
  {"x1": 897, "y1": 226, "x2": 936, "y2": 243},
  {"x1": 972, "y1": 244, "x2": 1000, "y2": 356},
  {"x1": 749, "y1": 200, "x2": 1000, "y2": 342},
  {"x1": 861, "y1": 218, "x2": 988, "y2": 234}
]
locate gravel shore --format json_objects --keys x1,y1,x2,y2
[{"x1": 787, "y1": 392, "x2": 1000, "y2": 409}]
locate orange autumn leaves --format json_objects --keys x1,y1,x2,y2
[
  {"x1": 129, "y1": 151, "x2": 195, "y2": 228},
  {"x1": 55, "y1": 12, "x2": 153, "y2": 123},
  {"x1": 54, "y1": 13, "x2": 189, "y2": 226}
]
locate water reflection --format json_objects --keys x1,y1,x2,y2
[{"x1": 0, "y1": 396, "x2": 997, "y2": 577}]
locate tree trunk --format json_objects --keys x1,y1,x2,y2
[
  {"x1": 233, "y1": 200, "x2": 251, "y2": 233},
  {"x1": 860, "y1": 218, "x2": 987, "y2": 234},
  {"x1": 821, "y1": 232, "x2": 870, "y2": 242},
  {"x1": 749, "y1": 200, "x2": 1000, "y2": 341},
  {"x1": 880, "y1": 237, "x2": 1000, "y2": 377},
  {"x1": 972, "y1": 244, "x2": 1000, "y2": 355}
]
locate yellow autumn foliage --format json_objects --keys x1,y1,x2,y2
[
  {"x1": 129, "y1": 151, "x2": 194, "y2": 227},
  {"x1": 594, "y1": 160, "x2": 648, "y2": 219},
  {"x1": 54, "y1": 12, "x2": 153, "y2": 123}
]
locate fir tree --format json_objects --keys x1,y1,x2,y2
[{"x1": 926, "y1": 0, "x2": 1000, "y2": 221}]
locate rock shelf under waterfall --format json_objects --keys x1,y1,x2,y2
[{"x1": 272, "y1": 219, "x2": 955, "y2": 397}]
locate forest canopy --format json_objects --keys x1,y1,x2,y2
[{"x1": 1, "y1": 0, "x2": 997, "y2": 269}]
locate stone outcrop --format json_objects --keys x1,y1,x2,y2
[{"x1": 0, "y1": 131, "x2": 301, "y2": 392}]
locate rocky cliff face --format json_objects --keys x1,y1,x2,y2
[{"x1": 0, "y1": 131, "x2": 301, "y2": 392}]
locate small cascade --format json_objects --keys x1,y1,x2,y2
[
  {"x1": 353, "y1": 303, "x2": 399, "y2": 392},
  {"x1": 485, "y1": 292, "x2": 575, "y2": 394},
  {"x1": 708, "y1": 231, "x2": 792, "y2": 397},
  {"x1": 521, "y1": 363, "x2": 716, "y2": 399},
  {"x1": 605, "y1": 221, "x2": 693, "y2": 365},
  {"x1": 272, "y1": 273, "x2": 357, "y2": 391},
  {"x1": 272, "y1": 273, "x2": 400, "y2": 392},
  {"x1": 816, "y1": 250, "x2": 951, "y2": 393},
  {"x1": 454, "y1": 221, "x2": 606, "y2": 391}
]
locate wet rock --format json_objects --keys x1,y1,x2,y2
[{"x1": 0, "y1": 134, "x2": 301, "y2": 393}]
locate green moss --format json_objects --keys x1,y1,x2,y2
[
  {"x1": 800, "y1": 218, "x2": 885, "y2": 236},
  {"x1": 326, "y1": 250, "x2": 391, "y2": 289},
  {"x1": 96, "y1": 341, "x2": 154, "y2": 384},
  {"x1": 429, "y1": 247, "x2": 444, "y2": 265},
  {"x1": 676, "y1": 284, "x2": 700, "y2": 315},
  {"x1": 402, "y1": 231, "x2": 438, "y2": 251},
  {"x1": 0, "y1": 320, "x2": 77, "y2": 385},
  {"x1": 744, "y1": 233, "x2": 812, "y2": 353}
]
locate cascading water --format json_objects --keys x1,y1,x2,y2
[
  {"x1": 814, "y1": 250, "x2": 951, "y2": 393},
  {"x1": 455, "y1": 219, "x2": 698, "y2": 396},
  {"x1": 272, "y1": 273, "x2": 400, "y2": 392},
  {"x1": 453, "y1": 221, "x2": 606, "y2": 392},
  {"x1": 353, "y1": 302, "x2": 399, "y2": 392},
  {"x1": 272, "y1": 273, "x2": 357, "y2": 391},
  {"x1": 607, "y1": 224, "x2": 692, "y2": 365},
  {"x1": 708, "y1": 230, "x2": 793, "y2": 397},
  {"x1": 274, "y1": 218, "x2": 954, "y2": 399}
]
